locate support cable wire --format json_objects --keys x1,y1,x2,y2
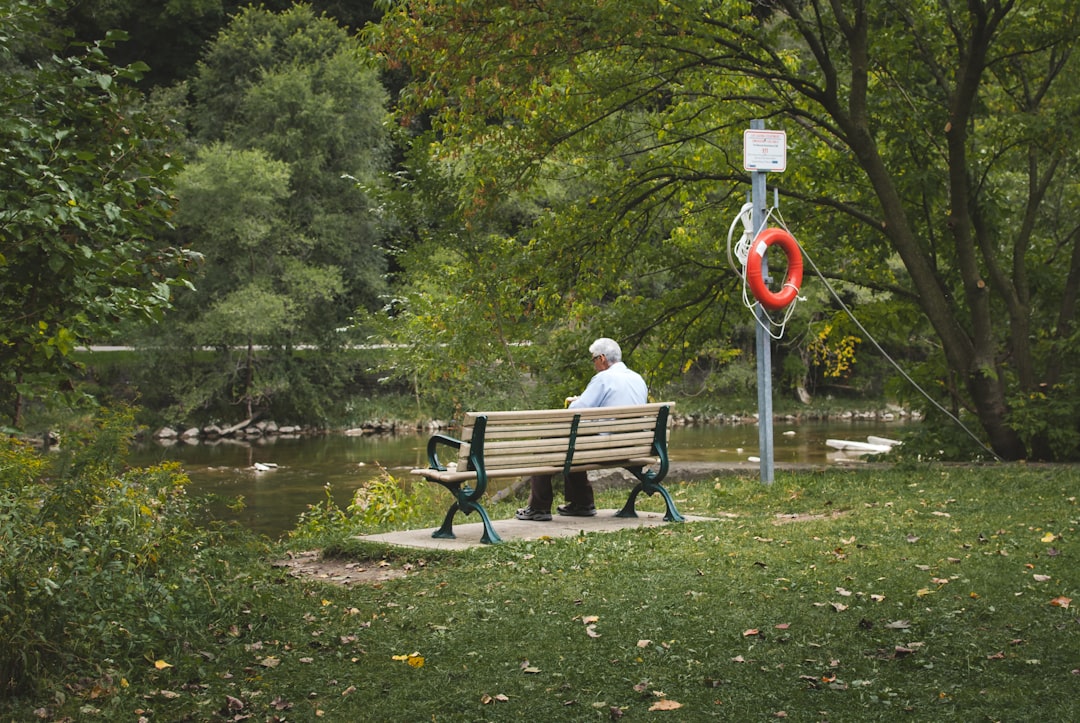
[{"x1": 768, "y1": 209, "x2": 1002, "y2": 462}]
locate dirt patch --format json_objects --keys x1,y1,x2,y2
[
  {"x1": 272, "y1": 550, "x2": 413, "y2": 586},
  {"x1": 772, "y1": 510, "x2": 849, "y2": 525}
]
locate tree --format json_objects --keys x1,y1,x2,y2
[
  {"x1": 0, "y1": 0, "x2": 197, "y2": 426},
  {"x1": 64, "y1": 0, "x2": 387, "y2": 88},
  {"x1": 146, "y1": 4, "x2": 390, "y2": 423},
  {"x1": 371, "y1": 0, "x2": 1080, "y2": 460}
]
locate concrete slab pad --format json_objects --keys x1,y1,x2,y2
[{"x1": 357, "y1": 509, "x2": 717, "y2": 550}]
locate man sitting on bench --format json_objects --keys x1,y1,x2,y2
[{"x1": 515, "y1": 337, "x2": 648, "y2": 521}]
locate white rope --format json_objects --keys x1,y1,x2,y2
[
  {"x1": 726, "y1": 201, "x2": 754, "y2": 272},
  {"x1": 726, "y1": 204, "x2": 802, "y2": 339}
]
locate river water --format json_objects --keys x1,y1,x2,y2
[{"x1": 128, "y1": 419, "x2": 909, "y2": 538}]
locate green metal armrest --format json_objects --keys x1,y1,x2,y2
[{"x1": 425, "y1": 433, "x2": 463, "y2": 472}]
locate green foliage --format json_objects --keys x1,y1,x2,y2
[
  {"x1": 1001, "y1": 327, "x2": 1080, "y2": 461},
  {"x1": 65, "y1": 1, "x2": 387, "y2": 87},
  {"x1": 0, "y1": 0, "x2": 198, "y2": 425},
  {"x1": 0, "y1": 406, "x2": 269, "y2": 699},
  {"x1": 290, "y1": 483, "x2": 348, "y2": 540},
  {"x1": 136, "y1": 3, "x2": 391, "y2": 423},
  {"x1": 348, "y1": 469, "x2": 436, "y2": 527},
  {"x1": 291, "y1": 468, "x2": 442, "y2": 545},
  {"x1": 1007, "y1": 384, "x2": 1080, "y2": 462},
  {"x1": 371, "y1": 0, "x2": 1080, "y2": 460}
]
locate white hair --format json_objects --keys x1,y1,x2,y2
[{"x1": 589, "y1": 337, "x2": 622, "y2": 363}]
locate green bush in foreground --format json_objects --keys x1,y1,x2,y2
[
  {"x1": 2, "y1": 448, "x2": 1078, "y2": 721},
  {"x1": 0, "y1": 408, "x2": 269, "y2": 705}
]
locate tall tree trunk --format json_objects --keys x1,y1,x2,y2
[{"x1": 832, "y1": 1, "x2": 1027, "y2": 459}]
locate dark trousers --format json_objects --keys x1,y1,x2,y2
[{"x1": 525, "y1": 471, "x2": 594, "y2": 512}]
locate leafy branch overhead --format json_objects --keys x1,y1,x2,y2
[{"x1": 371, "y1": 0, "x2": 1080, "y2": 460}]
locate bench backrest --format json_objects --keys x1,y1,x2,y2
[{"x1": 457, "y1": 402, "x2": 673, "y2": 475}]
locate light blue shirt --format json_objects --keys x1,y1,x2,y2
[{"x1": 569, "y1": 361, "x2": 648, "y2": 409}]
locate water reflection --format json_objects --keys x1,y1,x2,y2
[{"x1": 128, "y1": 420, "x2": 909, "y2": 538}]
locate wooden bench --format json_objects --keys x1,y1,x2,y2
[{"x1": 411, "y1": 402, "x2": 682, "y2": 544}]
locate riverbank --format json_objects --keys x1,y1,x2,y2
[{"x1": 145, "y1": 403, "x2": 919, "y2": 445}]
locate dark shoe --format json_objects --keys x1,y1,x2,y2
[
  {"x1": 557, "y1": 503, "x2": 597, "y2": 517},
  {"x1": 515, "y1": 506, "x2": 552, "y2": 521}
]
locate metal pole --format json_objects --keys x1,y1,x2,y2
[{"x1": 751, "y1": 119, "x2": 775, "y2": 484}]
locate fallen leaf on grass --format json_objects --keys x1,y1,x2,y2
[
  {"x1": 1033, "y1": 574, "x2": 1052, "y2": 582},
  {"x1": 775, "y1": 623, "x2": 790, "y2": 630},
  {"x1": 885, "y1": 620, "x2": 911, "y2": 629},
  {"x1": 742, "y1": 629, "x2": 760, "y2": 637},
  {"x1": 1041, "y1": 532, "x2": 1057, "y2": 543},
  {"x1": 582, "y1": 615, "x2": 600, "y2": 624},
  {"x1": 153, "y1": 660, "x2": 173, "y2": 670},
  {"x1": 391, "y1": 652, "x2": 425, "y2": 668},
  {"x1": 637, "y1": 640, "x2": 652, "y2": 648},
  {"x1": 1049, "y1": 596, "x2": 1072, "y2": 609},
  {"x1": 586, "y1": 625, "x2": 601, "y2": 638},
  {"x1": 649, "y1": 699, "x2": 682, "y2": 711}
]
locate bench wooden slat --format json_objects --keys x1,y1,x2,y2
[
  {"x1": 479, "y1": 430, "x2": 655, "y2": 453},
  {"x1": 469, "y1": 425, "x2": 658, "y2": 442},
  {"x1": 464, "y1": 416, "x2": 660, "y2": 435},
  {"x1": 412, "y1": 456, "x2": 662, "y2": 484},
  {"x1": 479, "y1": 449, "x2": 657, "y2": 471},
  {"x1": 463, "y1": 402, "x2": 669, "y2": 422}
]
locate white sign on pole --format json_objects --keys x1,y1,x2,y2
[{"x1": 743, "y1": 129, "x2": 787, "y2": 172}]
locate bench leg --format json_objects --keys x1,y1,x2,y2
[
  {"x1": 467, "y1": 501, "x2": 503, "y2": 545},
  {"x1": 615, "y1": 482, "x2": 685, "y2": 523},
  {"x1": 432, "y1": 502, "x2": 460, "y2": 539},
  {"x1": 432, "y1": 499, "x2": 504, "y2": 544}
]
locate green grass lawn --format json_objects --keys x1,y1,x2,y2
[{"x1": 10, "y1": 464, "x2": 1080, "y2": 721}]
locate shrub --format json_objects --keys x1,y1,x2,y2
[
  {"x1": 290, "y1": 466, "x2": 443, "y2": 545},
  {"x1": 0, "y1": 407, "x2": 267, "y2": 699}
]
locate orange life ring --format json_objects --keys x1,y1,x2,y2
[{"x1": 746, "y1": 227, "x2": 803, "y2": 311}]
